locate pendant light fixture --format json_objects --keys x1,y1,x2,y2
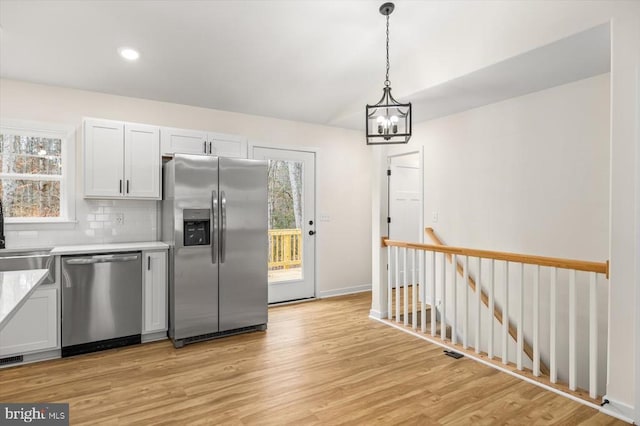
[{"x1": 366, "y1": 2, "x2": 411, "y2": 145}]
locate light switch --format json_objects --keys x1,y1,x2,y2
[
  {"x1": 319, "y1": 214, "x2": 331, "y2": 222},
  {"x1": 432, "y1": 211, "x2": 438, "y2": 223}
]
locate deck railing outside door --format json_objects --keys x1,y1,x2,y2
[{"x1": 268, "y1": 228, "x2": 302, "y2": 270}]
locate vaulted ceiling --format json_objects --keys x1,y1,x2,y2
[{"x1": 0, "y1": 1, "x2": 611, "y2": 129}]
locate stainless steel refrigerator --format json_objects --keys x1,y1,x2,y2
[{"x1": 161, "y1": 154, "x2": 268, "y2": 348}]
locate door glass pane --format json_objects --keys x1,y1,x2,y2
[{"x1": 267, "y1": 159, "x2": 303, "y2": 283}]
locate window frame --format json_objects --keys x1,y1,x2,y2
[{"x1": 0, "y1": 119, "x2": 76, "y2": 227}]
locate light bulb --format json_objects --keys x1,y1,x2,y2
[
  {"x1": 376, "y1": 116, "x2": 385, "y2": 134},
  {"x1": 390, "y1": 115, "x2": 398, "y2": 134}
]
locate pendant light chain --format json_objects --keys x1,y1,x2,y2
[{"x1": 385, "y1": 14, "x2": 390, "y2": 87}]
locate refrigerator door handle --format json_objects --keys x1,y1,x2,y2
[
  {"x1": 220, "y1": 191, "x2": 227, "y2": 264},
  {"x1": 212, "y1": 190, "x2": 218, "y2": 264}
]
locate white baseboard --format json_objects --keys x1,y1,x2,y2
[
  {"x1": 600, "y1": 396, "x2": 634, "y2": 424},
  {"x1": 369, "y1": 309, "x2": 388, "y2": 319},
  {"x1": 142, "y1": 331, "x2": 168, "y2": 343},
  {"x1": 319, "y1": 284, "x2": 371, "y2": 299}
]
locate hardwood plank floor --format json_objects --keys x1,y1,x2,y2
[{"x1": 0, "y1": 292, "x2": 624, "y2": 425}]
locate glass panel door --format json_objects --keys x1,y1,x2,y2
[{"x1": 252, "y1": 147, "x2": 315, "y2": 303}]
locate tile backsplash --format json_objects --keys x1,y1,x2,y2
[{"x1": 5, "y1": 199, "x2": 159, "y2": 248}]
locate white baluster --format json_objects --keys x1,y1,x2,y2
[
  {"x1": 550, "y1": 267, "x2": 557, "y2": 383},
  {"x1": 387, "y1": 245, "x2": 392, "y2": 320},
  {"x1": 589, "y1": 272, "x2": 597, "y2": 398},
  {"x1": 403, "y1": 247, "x2": 408, "y2": 326},
  {"x1": 488, "y1": 259, "x2": 495, "y2": 359},
  {"x1": 441, "y1": 253, "x2": 446, "y2": 340},
  {"x1": 451, "y1": 254, "x2": 458, "y2": 345},
  {"x1": 430, "y1": 251, "x2": 436, "y2": 336},
  {"x1": 569, "y1": 269, "x2": 577, "y2": 391},
  {"x1": 412, "y1": 249, "x2": 417, "y2": 330},
  {"x1": 421, "y1": 250, "x2": 427, "y2": 333},
  {"x1": 502, "y1": 261, "x2": 509, "y2": 365},
  {"x1": 475, "y1": 257, "x2": 481, "y2": 354},
  {"x1": 533, "y1": 265, "x2": 540, "y2": 377},
  {"x1": 517, "y1": 263, "x2": 523, "y2": 371},
  {"x1": 395, "y1": 246, "x2": 400, "y2": 323},
  {"x1": 463, "y1": 256, "x2": 469, "y2": 349}
]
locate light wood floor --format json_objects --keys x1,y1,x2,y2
[{"x1": 0, "y1": 292, "x2": 624, "y2": 425}]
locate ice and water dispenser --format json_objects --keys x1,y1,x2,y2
[{"x1": 183, "y1": 209, "x2": 210, "y2": 246}]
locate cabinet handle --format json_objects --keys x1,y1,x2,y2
[
  {"x1": 209, "y1": 142, "x2": 212, "y2": 154},
  {"x1": 126, "y1": 180, "x2": 130, "y2": 194},
  {"x1": 119, "y1": 179, "x2": 123, "y2": 194},
  {"x1": 147, "y1": 256, "x2": 151, "y2": 270},
  {"x1": 203, "y1": 141, "x2": 207, "y2": 153}
]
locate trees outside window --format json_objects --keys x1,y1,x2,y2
[{"x1": 0, "y1": 120, "x2": 74, "y2": 223}]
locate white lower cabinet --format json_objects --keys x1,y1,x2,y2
[
  {"x1": 143, "y1": 250, "x2": 168, "y2": 335},
  {"x1": 0, "y1": 287, "x2": 58, "y2": 357}
]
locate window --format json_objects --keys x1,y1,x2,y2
[{"x1": 0, "y1": 120, "x2": 75, "y2": 223}]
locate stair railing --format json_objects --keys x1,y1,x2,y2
[{"x1": 382, "y1": 235, "x2": 608, "y2": 400}]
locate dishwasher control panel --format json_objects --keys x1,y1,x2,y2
[{"x1": 183, "y1": 209, "x2": 210, "y2": 246}]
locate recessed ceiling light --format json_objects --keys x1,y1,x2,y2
[{"x1": 118, "y1": 47, "x2": 140, "y2": 61}]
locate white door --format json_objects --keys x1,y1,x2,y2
[
  {"x1": 251, "y1": 146, "x2": 315, "y2": 303},
  {"x1": 388, "y1": 153, "x2": 421, "y2": 285},
  {"x1": 84, "y1": 119, "x2": 124, "y2": 197},
  {"x1": 124, "y1": 124, "x2": 161, "y2": 199},
  {"x1": 208, "y1": 132, "x2": 247, "y2": 158}
]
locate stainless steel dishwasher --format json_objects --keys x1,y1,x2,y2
[{"x1": 61, "y1": 252, "x2": 142, "y2": 357}]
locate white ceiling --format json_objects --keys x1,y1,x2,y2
[{"x1": 0, "y1": 1, "x2": 611, "y2": 129}]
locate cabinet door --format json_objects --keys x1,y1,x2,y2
[
  {"x1": 160, "y1": 127, "x2": 208, "y2": 155},
  {"x1": 0, "y1": 288, "x2": 58, "y2": 356},
  {"x1": 143, "y1": 251, "x2": 167, "y2": 334},
  {"x1": 124, "y1": 124, "x2": 161, "y2": 199},
  {"x1": 84, "y1": 119, "x2": 124, "y2": 197},
  {"x1": 209, "y1": 132, "x2": 247, "y2": 158}
]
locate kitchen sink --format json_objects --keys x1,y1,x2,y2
[{"x1": 0, "y1": 248, "x2": 55, "y2": 285}]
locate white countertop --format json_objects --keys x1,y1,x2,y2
[
  {"x1": 51, "y1": 241, "x2": 169, "y2": 255},
  {"x1": 0, "y1": 269, "x2": 49, "y2": 331}
]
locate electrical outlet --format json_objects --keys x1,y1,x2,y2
[{"x1": 114, "y1": 213, "x2": 124, "y2": 225}]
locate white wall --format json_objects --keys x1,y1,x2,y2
[{"x1": 0, "y1": 78, "x2": 372, "y2": 296}]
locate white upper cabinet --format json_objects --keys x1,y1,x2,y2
[
  {"x1": 84, "y1": 119, "x2": 161, "y2": 199},
  {"x1": 209, "y1": 132, "x2": 247, "y2": 158},
  {"x1": 84, "y1": 119, "x2": 124, "y2": 198},
  {"x1": 161, "y1": 127, "x2": 208, "y2": 155},
  {"x1": 124, "y1": 124, "x2": 161, "y2": 198},
  {"x1": 161, "y1": 127, "x2": 247, "y2": 158}
]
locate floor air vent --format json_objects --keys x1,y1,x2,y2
[{"x1": 0, "y1": 355, "x2": 23, "y2": 366}]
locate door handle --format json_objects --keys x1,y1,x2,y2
[
  {"x1": 66, "y1": 254, "x2": 139, "y2": 264},
  {"x1": 203, "y1": 141, "x2": 207, "y2": 153},
  {"x1": 119, "y1": 179, "x2": 123, "y2": 194},
  {"x1": 126, "y1": 180, "x2": 130, "y2": 194},
  {"x1": 212, "y1": 190, "x2": 218, "y2": 264},
  {"x1": 147, "y1": 255, "x2": 151, "y2": 270},
  {"x1": 220, "y1": 191, "x2": 227, "y2": 263},
  {"x1": 209, "y1": 142, "x2": 212, "y2": 154},
  {"x1": 309, "y1": 230, "x2": 315, "y2": 236}
]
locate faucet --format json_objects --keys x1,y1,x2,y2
[{"x1": 0, "y1": 201, "x2": 5, "y2": 249}]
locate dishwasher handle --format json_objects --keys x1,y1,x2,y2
[{"x1": 65, "y1": 254, "x2": 140, "y2": 265}]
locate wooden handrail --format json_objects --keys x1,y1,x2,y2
[
  {"x1": 383, "y1": 234, "x2": 609, "y2": 277},
  {"x1": 424, "y1": 227, "x2": 549, "y2": 376}
]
